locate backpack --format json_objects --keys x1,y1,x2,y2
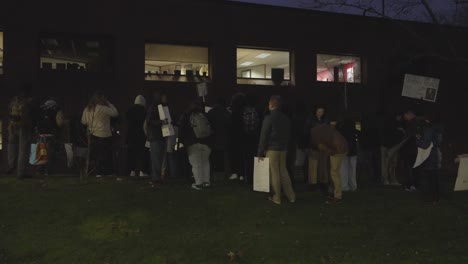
[
  {"x1": 37, "y1": 107, "x2": 59, "y2": 134},
  {"x1": 190, "y1": 112, "x2": 212, "y2": 139},
  {"x1": 243, "y1": 107, "x2": 259, "y2": 134}
]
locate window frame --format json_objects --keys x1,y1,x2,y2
[
  {"x1": 236, "y1": 46, "x2": 292, "y2": 83},
  {"x1": 315, "y1": 53, "x2": 363, "y2": 84},
  {"x1": 144, "y1": 41, "x2": 212, "y2": 82}
]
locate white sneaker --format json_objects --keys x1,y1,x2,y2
[
  {"x1": 239, "y1": 176, "x2": 244, "y2": 181},
  {"x1": 229, "y1": 174, "x2": 238, "y2": 180},
  {"x1": 96, "y1": 175, "x2": 103, "y2": 178},
  {"x1": 191, "y1": 183, "x2": 202, "y2": 191},
  {"x1": 140, "y1": 172, "x2": 149, "y2": 177},
  {"x1": 130, "y1": 171, "x2": 136, "y2": 177}
]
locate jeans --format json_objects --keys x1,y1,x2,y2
[
  {"x1": 340, "y1": 156, "x2": 357, "y2": 191},
  {"x1": 150, "y1": 140, "x2": 165, "y2": 182},
  {"x1": 266, "y1": 150, "x2": 296, "y2": 204},
  {"x1": 187, "y1": 143, "x2": 211, "y2": 185}
]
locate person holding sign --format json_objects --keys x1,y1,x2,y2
[
  {"x1": 145, "y1": 91, "x2": 167, "y2": 187},
  {"x1": 257, "y1": 95, "x2": 295, "y2": 205}
]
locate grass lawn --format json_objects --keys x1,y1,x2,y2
[{"x1": 1, "y1": 175, "x2": 468, "y2": 264}]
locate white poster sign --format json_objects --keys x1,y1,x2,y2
[
  {"x1": 158, "y1": 104, "x2": 175, "y2": 137},
  {"x1": 197, "y1": 82, "x2": 208, "y2": 97},
  {"x1": 413, "y1": 143, "x2": 433, "y2": 168},
  {"x1": 253, "y1": 157, "x2": 270, "y2": 193},
  {"x1": 455, "y1": 155, "x2": 468, "y2": 191},
  {"x1": 402, "y1": 74, "x2": 440, "y2": 102}
]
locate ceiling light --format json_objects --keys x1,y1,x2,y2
[
  {"x1": 240, "y1": 61, "x2": 254, "y2": 66},
  {"x1": 255, "y1": 53, "x2": 271, "y2": 59}
]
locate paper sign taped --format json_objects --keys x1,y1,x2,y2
[
  {"x1": 402, "y1": 74, "x2": 440, "y2": 102},
  {"x1": 455, "y1": 155, "x2": 468, "y2": 191},
  {"x1": 162, "y1": 124, "x2": 175, "y2": 137},
  {"x1": 197, "y1": 82, "x2": 208, "y2": 97},
  {"x1": 254, "y1": 157, "x2": 270, "y2": 192}
]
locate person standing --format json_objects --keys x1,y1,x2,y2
[
  {"x1": 416, "y1": 118, "x2": 443, "y2": 203},
  {"x1": 305, "y1": 106, "x2": 330, "y2": 188},
  {"x1": 81, "y1": 91, "x2": 119, "y2": 178},
  {"x1": 178, "y1": 100, "x2": 213, "y2": 190},
  {"x1": 145, "y1": 91, "x2": 166, "y2": 187},
  {"x1": 310, "y1": 124, "x2": 348, "y2": 204},
  {"x1": 6, "y1": 84, "x2": 36, "y2": 178},
  {"x1": 257, "y1": 95, "x2": 295, "y2": 205},
  {"x1": 229, "y1": 93, "x2": 246, "y2": 181},
  {"x1": 126, "y1": 95, "x2": 149, "y2": 178},
  {"x1": 337, "y1": 117, "x2": 360, "y2": 192},
  {"x1": 207, "y1": 97, "x2": 232, "y2": 179},
  {"x1": 35, "y1": 98, "x2": 64, "y2": 175}
]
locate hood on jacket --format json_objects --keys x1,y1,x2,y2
[{"x1": 134, "y1": 95, "x2": 146, "y2": 107}]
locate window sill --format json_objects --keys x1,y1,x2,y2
[
  {"x1": 145, "y1": 75, "x2": 211, "y2": 83},
  {"x1": 237, "y1": 78, "x2": 291, "y2": 86}
]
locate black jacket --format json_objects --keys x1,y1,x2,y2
[
  {"x1": 126, "y1": 104, "x2": 147, "y2": 145},
  {"x1": 257, "y1": 109, "x2": 291, "y2": 157}
]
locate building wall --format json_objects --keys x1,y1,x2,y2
[{"x1": 1, "y1": 0, "x2": 468, "y2": 166}]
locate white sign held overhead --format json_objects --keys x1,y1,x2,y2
[
  {"x1": 197, "y1": 82, "x2": 208, "y2": 97},
  {"x1": 455, "y1": 155, "x2": 468, "y2": 191},
  {"x1": 402, "y1": 74, "x2": 440, "y2": 102},
  {"x1": 253, "y1": 157, "x2": 270, "y2": 193}
]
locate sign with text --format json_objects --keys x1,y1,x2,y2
[{"x1": 402, "y1": 74, "x2": 440, "y2": 102}]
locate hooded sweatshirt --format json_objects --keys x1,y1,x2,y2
[{"x1": 126, "y1": 95, "x2": 147, "y2": 144}]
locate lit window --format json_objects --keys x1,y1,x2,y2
[
  {"x1": 317, "y1": 54, "x2": 361, "y2": 83},
  {"x1": 237, "y1": 48, "x2": 290, "y2": 84},
  {"x1": 39, "y1": 35, "x2": 114, "y2": 72},
  {"x1": 0, "y1": 31, "x2": 3, "y2": 75},
  {"x1": 145, "y1": 43, "x2": 209, "y2": 81}
]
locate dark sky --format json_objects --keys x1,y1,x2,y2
[{"x1": 232, "y1": 0, "x2": 456, "y2": 24}]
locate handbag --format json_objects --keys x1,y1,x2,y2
[{"x1": 29, "y1": 135, "x2": 50, "y2": 165}]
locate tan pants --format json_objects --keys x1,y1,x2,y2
[
  {"x1": 308, "y1": 150, "x2": 329, "y2": 184},
  {"x1": 266, "y1": 150, "x2": 296, "y2": 204},
  {"x1": 329, "y1": 154, "x2": 346, "y2": 199}
]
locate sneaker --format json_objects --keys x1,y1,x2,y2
[
  {"x1": 116, "y1": 177, "x2": 124, "y2": 182},
  {"x1": 140, "y1": 172, "x2": 149, "y2": 177},
  {"x1": 239, "y1": 176, "x2": 244, "y2": 181},
  {"x1": 202, "y1": 182, "x2": 211, "y2": 188},
  {"x1": 130, "y1": 171, "x2": 136, "y2": 177},
  {"x1": 191, "y1": 183, "x2": 203, "y2": 191},
  {"x1": 405, "y1": 186, "x2": 417, "y2": 192},
  {"x1": 229, "y1": 174, "x2": 239, "y2": 180},
  {"x1": 96, "y1": 175, "x2": 103, "y2": 178},
  {"x1": 268, "y1": 196, "x2": 281, "y2": 205}
]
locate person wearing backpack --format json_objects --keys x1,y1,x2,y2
[
  {"x1": 241, "y1": 94, "x2": 260, "y2": 184},
  {"x1": 6, "y1": 84, "x2": 36, "y2": 178},
  {"x1": 207, "y1": 97, "x2": 232, "y2": 178},
  {"x1": 35, "y1": 98, "x2": 64, "y2": 175},
  {"x1": 178, "y1": 99, "x2": 213, "y2": 190}
]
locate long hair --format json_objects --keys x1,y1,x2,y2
[{"x1": 87, "y1": 91, "x2": 107, "y2": 111}]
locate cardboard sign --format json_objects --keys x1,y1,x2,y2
[
  {"x1": 197, "y1": 82, "x2": 208, "y2": 97},
  {"x1": 402, "y1": 74, "x2": 440, "y2": 102},
  {"x1": 455, "y1": 155, "x2": 468, "y2": 191},
  {"x1": 253, "y1": 157, "x2": 270, "y2": 193}
]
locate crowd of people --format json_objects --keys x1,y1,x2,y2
[{"x1": 5, "y1": 84, "x2": 444, "y2": 205}]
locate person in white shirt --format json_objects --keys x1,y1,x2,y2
[{"x1": 81, "y1": 91, "x2": 118, "y2": 178}]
